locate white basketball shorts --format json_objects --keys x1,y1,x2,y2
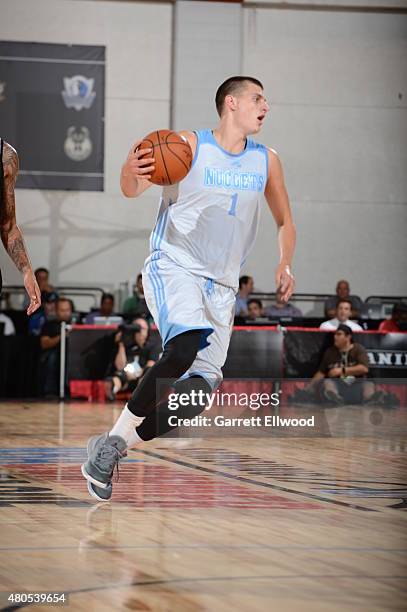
[{"x1": 142, "y1": 252, "x2": 236, "y2": 387}]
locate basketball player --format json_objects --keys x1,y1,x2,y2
[
  {"x1": 0, "y1": 138, "x2": 41, "y2": 313},
  {"x1": 82, "y1": 76, "x2": 296, "y2": 500}
]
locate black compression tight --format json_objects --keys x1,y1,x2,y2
[
  {"x1": 136, "y1": 375, "x2": 212, "y2": 441},
  {"x1": 126, "y1": 329, "x2": 202, "y2": 418}
]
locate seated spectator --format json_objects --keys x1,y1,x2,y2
[
  {"x1": 320, "y1": 299, "x2": 363, "y2": 332},
  {"x1": 235, "y1": 275, "x2": 254, "y2": 317},
  {"x1": 265, "y1": 288, "x2": 302, "y2": 319},
  {"x1": 324, "y1": 279, "x2": 363, "y2": 319},
  {"x1": 40, "y1": 297, "x2": 72, "y2": 397},
  {"x1": 307, "y1": 324, "x2": 376, "y2": 405},
  {"x1": 104, "y1": 317, "x2": 160, "y2": 401},
  {"x1": 378, "y1": 302, "x2": 407, "y2": 333},
  {"x1": 84, "y1": 292, "x2": 121, "y2": 324},
  {"x1": 28, "y1": 291, "x2": 58, "y2": 336},
  {"x1": 246, "y1": 298, "x2": 263, "y2": 321},
  {"x1": 35, "y1": 267, "x2": 54, "y2": 294},
  {"x1": 0, "y1": 312, "x2": 16, "y2": 335},
  {"x1": 122, "y1": 274, "x2": 151, "y2": 319}
]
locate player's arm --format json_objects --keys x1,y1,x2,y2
[
  {"x1": 178, "y1": 131, "x2": 197, "y2": 158},
  {"x1": 1, "y1": 142, "x2": 41, "y2": 314},
  {"x1": 264, "y1": 148, "x2": 296, "y2": 303},
  {"x1": 120, "y1": 140, "x2": 156, "y2": 198}
]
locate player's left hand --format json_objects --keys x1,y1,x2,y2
[
  {"x1": 275, "y1": 263, "x2": 295, "y2": 303},
  {"x1": 24, "y1": 271, "x2": 41, "y2": 315}
]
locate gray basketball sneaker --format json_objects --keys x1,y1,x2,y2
[
  {"x1": 87, "y1": 480, "x2": 113, "y2": 502},
  {"x1": 81, "y1": 433, "x2": 127, "y2": 489}
]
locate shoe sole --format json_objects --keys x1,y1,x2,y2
[
  {"x1": 87, "y1": 480, "x2": 111, "y2": 502},
  {"x1": 81, "y1": 463, "x2": 110, "y2": 489}
]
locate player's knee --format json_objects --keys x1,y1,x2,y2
[
  {"x1": 173, "y1": 375, "x2": 212, "y2": 417},
  {"x1": 162, "y1": 331, "x2": 202, "y2": 376}
]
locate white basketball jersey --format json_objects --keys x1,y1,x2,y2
[{"x1": 146, "y1": 129, "x2": 268, "y2": 291}]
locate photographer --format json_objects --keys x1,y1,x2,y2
[{"x1": 105, "y1": 317, "x2": 160, "y2": 401}]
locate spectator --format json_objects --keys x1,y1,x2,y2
[
  {"x1": 324, "y1": 280, "x2": 363, "y2": 319},
  {"x1": 28, "y1": 291, "x2": 58, "y2": 336},
  {"x1": 122, "y1": 274, "x2": 151, "y2": 319},
  {"x1": 40, "y1": 297, "x2": 72, "y2": 397},
  {"x1": 104, "y1": 317, "x2": 160, "y2": 401},
  {"x1": 235, "y1": 275, "x2": 254, "y2": 317},
  {"x1": 308, "y1": 324, "x2": 376, "y2": 404},
  {"x1": 84, "y1": 292, "x2": 121, "y2": 324},
  {"x1": 378, "y1": 302, "x2": 407, "y2": 333},
  {"x1": 265, "y1": 288, "x2": 302, "y2": 319},
  {"x1": 0, "y1": 312, "x2": 16, "y2": 335},
  {"x1": 246, "y1": 298, "x2": 263, "y2": 321},
  {"x1": 35, "y1": 267, "x2": 54, "y2": 293},
  {"x1": 320, "y1": 299, "x2": 363, "y2": 332}
]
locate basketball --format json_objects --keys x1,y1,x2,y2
[{"x1": 137, "y1": 129, "x2": 193, "y2": 186}]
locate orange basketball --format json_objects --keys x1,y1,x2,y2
[{"x1": 137, "y1": 129, "x2": 193, "y2": 186}]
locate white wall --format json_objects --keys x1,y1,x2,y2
[
  {"x1": 0, "y1": 0, "x2": 172, "y2": 293},
  {"x1": 242, "y1": 5, "x2": 407, "y2": 296},
  {"x1": 172, "y1": 0, "x2": 241, "y2": 130},
  {"x1": 1, "y1": 0, "x2": 406, "y2": 300}
]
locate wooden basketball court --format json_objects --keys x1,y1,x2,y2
[{"x1": 0, "y1": 400, "x2": 406, "y2": 611}]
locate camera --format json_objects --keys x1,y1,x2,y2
[{"x1": 118, "y1": 323, "x2": 141, "y2": 348}]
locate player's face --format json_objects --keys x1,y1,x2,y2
[{"x1": 235, "y1": 83, "x2": 270, "y2": 135}]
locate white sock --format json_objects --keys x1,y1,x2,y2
[
  {"x1": 127, "y1": 428, "x2": 144, "y2": 449},
  {"x1": 109, "y1": 404, "x2": 145, "y2": 445}
]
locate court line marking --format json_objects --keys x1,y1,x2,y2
[
  {"x1": 137, "y1": 449, "x2": 378, "y2": 512},
  {"x1": 2, "y1": 574, "x2": 407, "y2": 611},
  {"x1": 0, "y1": 545, "x2": 405, "y2": 553}
]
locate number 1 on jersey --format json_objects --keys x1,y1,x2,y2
[{"x1": 228, "y1": 193, "x2": 238, "y2": 217}]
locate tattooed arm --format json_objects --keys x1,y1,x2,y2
[{"x1": 1, "y1": 142, "x2": 41, "y2": 314}]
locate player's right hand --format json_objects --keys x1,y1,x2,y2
[{"x1": 122, "y1": 140, "x2": 155, "y2": 181}]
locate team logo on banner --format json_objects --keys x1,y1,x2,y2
[
  {"x1": 0, "y1": 81, "x2": 6, "y2": 102},
  {"x1": 62, "y1": 75, "x2": 96, "y2": 111},
  {"x1": 64, "y1": 126, "x2": 93, "y2": 161}
]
